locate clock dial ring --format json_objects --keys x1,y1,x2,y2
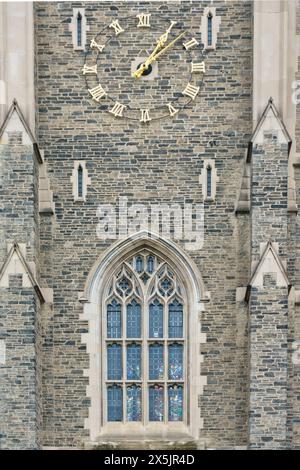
[{"x1": 83, "y1": 14, "x2": 205, "y2": 121}]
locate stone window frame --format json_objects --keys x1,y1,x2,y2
[
  {"x1": 70, "y1": 161, "x2": 91, "y2": 202},
  {"x1": 199, "y1": 159, "x2": 219, "y2": 201},
  {"x1": 80, "y1": 231, "x2": 207, "y2": 444},
  {"x1": 200, "y1": 7, "x2": 221, "y2": 51},
  {"x1": 69, "y1": 8, "x2": 89, "y2": 51}
]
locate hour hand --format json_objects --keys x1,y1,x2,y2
[{"x1": 133, "y1": 30, "x2": 186, "y2": 79}]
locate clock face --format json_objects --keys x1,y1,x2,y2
[{"x1": 83, "y1": 13, "x2": 206, "y2": 122}]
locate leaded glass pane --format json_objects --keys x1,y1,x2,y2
[
  {"x1": 159, "y1": 276, "x2": 174, "y2": 296},
  {"x1": 147, "y1": 256, "x2": 154, "y2": 274},
  {"x1": 149, "y1": 343, "x2": 164, "y2": 380},
  {"x1": 117, "y1": 276, "x2": 132, "y2": 297},
  {"x1": 168, "y1": 385, "x2": 183, "y2": 421},
  {"x1": 149, "y1": 385, "x2": 164, "y2": 421},
  {"x1": 107, "y1": 385, "x2": 122, "y2": 421},
  {"x1": 127, "y1": 385, "x2": 142, "y2": 421},
  {"x1": 168, "y1": 300, "x2": 183, "y2": 338},
  {"x1": 127, "y1": 343, "x2": 141, "y2": 380},
  {"x1": 136, "y1": 256, "x2": 144, "y2": 273},
  {"x1": 168, "y1": 343, "x2": 183, "y2": 380},
  {"x1": 107, "y1": 343, "x2": 122, "y2": 380},
  {"x1": 107, "y1": 300, "x2": 121, "y2": 338},
  {"x1": 149, "y1": 300, "x2": 163, "y2": 338},
  {"x1": 126, "y1": 300, "x2": 141, "y2": 338}
]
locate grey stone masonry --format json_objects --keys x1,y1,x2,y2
[
  {"x1": 248, "y1": 287, "x2": 288, "y2": 449},
  {"x1": 0, "y1": 138, "x2": 42, "y2": 447}
]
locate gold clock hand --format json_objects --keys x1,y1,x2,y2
[
  {"x1": 150, "y1": 31, "x2": 187, "y2": 61},
  {"x1": 133, "y1": 22, "x2": 178, "y2": 79},
  {"x1": 133, "y1": 31, "x2": 187, "y2": 79}
]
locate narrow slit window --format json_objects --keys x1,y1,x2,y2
[
  {"x1": 77, "y1": 164, "x2": 83, "y2": 198},
  {"x1": 77, "y1": 12, "x2": 82, "y2": 47},
  {"x1": 207, "y1": 165, "x2": 212, "y2": 198},
  {"x1": 207, "y1": 13, "x2": 213, "y2": 47}
]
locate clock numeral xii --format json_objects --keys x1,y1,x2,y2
[{"x1": 137, "y1": 13, "x2": 151, "y2": 28}]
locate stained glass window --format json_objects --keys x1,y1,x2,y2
[
  {"x1": 127, "y1": 343, "x2": 141, "y2": 380},
  {"x1": 127, "y1": 385, "x2": 142, "y2": 421},
  {"x1": 149, "y1": 343, "x2": 164, "y2": 380},
  {"x1": 147, "y1": 256, "x2": 154, "y2": 273},
  {"x1": 168, "y1": 343, "x2": 183, "y2": 380},
  {"x1": 149, "y1": 299, "x2": 163, "y2": 338},
  {"x1": 105, "y1": 251, "x2": 186, "y2": 424},
  {"x1": 107, "y1": 385, "x2": 122, "y2": 421},
  {"x1": 77, "y1": 12, "x2": 82, "y2": 47},
  {"x1": 168, "y1": 385, "x2": 183, "y2": 421},
  {"x1": 168, "y1": 300, "x2": 183, "y2": 338},
  {"x1": 107, "y1": 343, "x2": 122, "y2": 380},
  {"x1": 127, "y1": 300, "x2": 141, "y2": 338},
  {"x1": 207, "y1": 13, "x2": 213, "y2": 47},
  {"x1": 107, "y1": 300, "x2": 121, "y2": 338},
  {"x1": 149, "y1": 385, "x2": 164, "y2": 421},
  {"x1": 136, "y1": 256, "x2": 144, "y2": 273}
]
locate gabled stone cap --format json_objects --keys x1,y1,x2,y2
[
  {"x1": 0, "y1": 242, "x2": 45, "y2": 303},
  {"x1": 244, "y1": 240, "x2": 290, "y2": 301},
  {"x1": 0, "y1": 99, "x2": 43, "y2": 163},
  {"x1": 247, "y1": 98, "x2": 292, "y2": 163}
]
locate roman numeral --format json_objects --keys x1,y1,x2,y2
[
  {"x1": 183, "y1": 38, "x2": 199, "y2": 50},
  {"x1": 88, "y1": 84, "x2": 106, "y2": 102},
  {"x1": 82, "y1": 64, "x2": 97, "y2": 75},
  {"x1": 191, "y1": 61, "x2": 206, "y2": 74},
  {"x1": 167, "y1": 103, "x2": 179, "y2": 117},
  {"x1": 140, "y1": 109, "x2": 151, "y2": 123},
  {"x1": 109, "y1": 20, "x2": 124, "y2": 36},
  {"x1": 137, "y1": 13, "x2": 151, "y2": 28},
  {"x1": 109, "y1": 102, "x2": 126, "y2": 117},
  {"x1": 182, "y1": 83, "x2": 200, "y2": 100},
  {"x1": 90, "y1": 39, "x2": 105, "y2": 52}
]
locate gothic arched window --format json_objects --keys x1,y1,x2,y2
[{"x1": 104, "y1": 251, "x2": 186, "y2": 424}]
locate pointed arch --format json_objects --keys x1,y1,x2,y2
[{"x1": 81, "y1": 231, "x2": 206, "y2": 443}]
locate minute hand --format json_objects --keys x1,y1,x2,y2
[{"x1": 150, "y1": 31, "x2": 187, "y2": 61}]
